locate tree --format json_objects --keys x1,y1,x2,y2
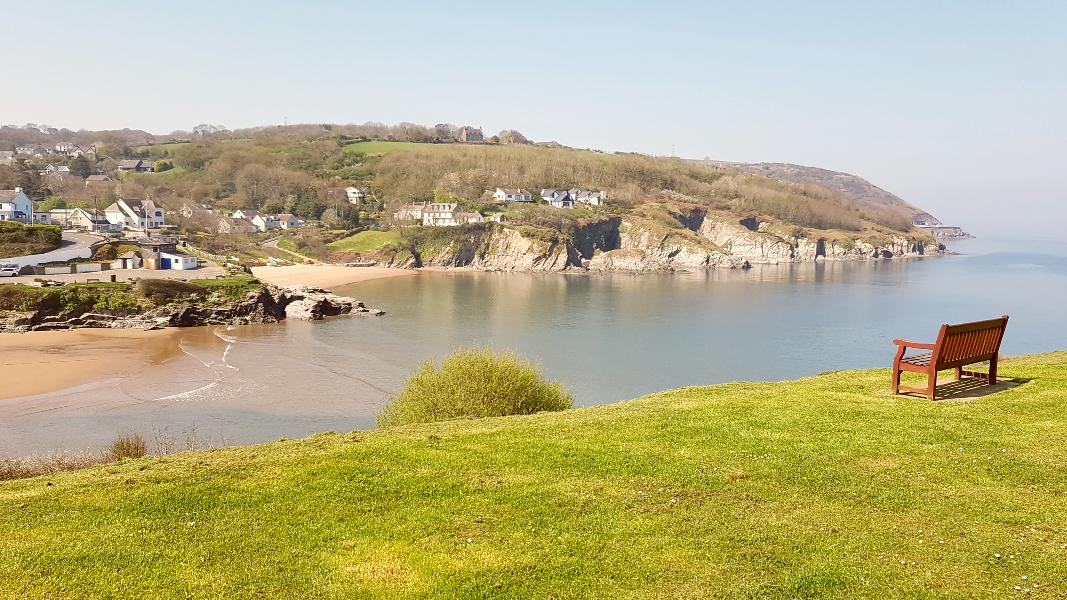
[
  {"x1": 497, "y1": 129, "x2": 530, "y2": 145},
  {"x1": 70, "y1": 155, "x2": 94, "y2": 178}
]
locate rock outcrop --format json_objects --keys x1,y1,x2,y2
[
  {"x1": 0, "y1": 285, "x2": 383, "y2": 333},
  {"x1": 375, "y1": 213, "x2": 942, "y2": 274}
]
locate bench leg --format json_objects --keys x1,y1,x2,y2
[
  {"x1": 955, "y1": 366, "x2": 963, "y2": 380},
  {"x1": 892, "y1": 368, "x2": 901, "y2": 394},
  {"x1": 988, "y1": 355, "x2": 998, "y2": 385},
  {"x1": 926, "y1": 371, "x2": 937, "y2": 401}
]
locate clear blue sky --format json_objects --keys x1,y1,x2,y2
[{"x1": 5, "y1": 1, "x2": 1065, "y2": 238}]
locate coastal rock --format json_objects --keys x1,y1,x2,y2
[{"x1": 0, "y1": 284, "x2": 382, "y2": 333}]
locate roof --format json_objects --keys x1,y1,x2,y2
[
  {"x1": 86, "y1": 174, "x2": 112, "y2": 182},
  {"x1": 498, "y1": 188, "x2": 529, "y2": 195},
  {"x1": 276, "y1": 213, "x2": 297, "y2": 220},
  {"x1": 0, "y1": 190, "x2": 27, "y2": 202},
  {"x1": 118, "y1": 159, "x2": 142, "y2": 168}
]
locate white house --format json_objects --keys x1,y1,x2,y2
[
  {"x1": 422, "y1": 203, "x2": 460, "y2": 226},
  {"x1": 231, "y1": 209, "x2": 259, "y2": 220},
  {"x1": 160, "y1": 252, "x2": 198, "y2": 270},
  {"x1": 541, "y1": 189, "x2": 575, "y2": 209},
  {"x1": 51, "y1": 208, "x2": 123, "y2": 232},
  {"x1": 276, "y1": 213, "x2": 301, "y2": 229},
  {"x1": 251, "y1": 214, "x2": 279, "y2": 232},
  {"x1": 570, "y1": 189, "x2": 606, "y2": 206},
  {"x1": 104, "y1": 198, "x2": 165, "y2": 229},
  {"x1": 493, "y1": 188, "x2": 533, "y2": 203},
  {"x1": 0, "y1": 188, "x2": 34, "y2": 223},
  {"x1": 55, "y1": 141, "x2": 77, "y2": 154},
  {"x1": 217, "y1": 216, "x2": 258, "y2": 234},
  {"x1": 345, "y1": 187, "x2": 367, "y2": 203}
]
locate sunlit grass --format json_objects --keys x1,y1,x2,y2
[{"x1": 1, "y1": 352, "x2": 1065, "y2": 598}]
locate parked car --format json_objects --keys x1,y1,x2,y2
[{"x1": 0, "y1": 264, "x2": 20, "y2": 277}]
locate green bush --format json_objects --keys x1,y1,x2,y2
[
  {"x1": 378, "y1": 349, "x2": 574, "y2": 427},
  {"x1": 134, "y1": 279, "x2": 207, "y2": 303}
]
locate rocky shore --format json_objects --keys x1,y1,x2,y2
[
  {"x1": 0, "y1": 284, "x2": 383, "y2": 333},
  {"x1": 378, "y1": 208, "x2": 946, "y2": 273}
]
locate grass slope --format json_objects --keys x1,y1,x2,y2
[
  {"x1": 328, "y1": 230, "x2": 400, "y2": 253},
  {"x1": 2, "y1": 353, "x2": 1066, "y2": 598},
  {"x1": 342, "y1": 140, "x2": 428, "y2": 156}
]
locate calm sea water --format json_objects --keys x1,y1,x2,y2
[{"x1": 2, "y1": 237, "x2": 1065, "y2": 456}]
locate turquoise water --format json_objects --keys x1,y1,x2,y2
[{"x1": 2, "y1": 237, "x2": 1065, "y2": 455}]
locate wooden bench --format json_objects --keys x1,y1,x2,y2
[{"x1": 892, "y1": 316, "x2": 1009, "y2": 400}]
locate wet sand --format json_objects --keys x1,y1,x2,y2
[
  {"x1": 251, "y1": 265, "x2": 414, "y2": 289},
  {"x1": 0, "y1": 329, "x2": 183, "y2": 400}
]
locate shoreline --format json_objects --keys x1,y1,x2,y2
[
  {"x1": 0, "y1": 328, "x2": 183, "y2": 401},
  {"x1": 250, "y1": 264, "x2": 415, "y2": 288}
]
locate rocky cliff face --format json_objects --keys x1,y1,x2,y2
[
  {"x1": 0, "y1": 285, "x2": 383, "y2": 333},
  {"x1": 380, "y1": 212, "x2": 944, "y2": 273}
]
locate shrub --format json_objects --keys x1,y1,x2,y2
[
  {"x1": 378, "y1": 349, "x2": 574, "y2": 426},
  {"x1": 109, "y1": 433, "x2": 147, "y2": 460},
  {"x1": 134, "y1": 279, "x2": 206, "y2": 304}
]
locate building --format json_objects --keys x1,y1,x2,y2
[
  {"x1": 104, "y1": 198, "x2": 165, "y2": 229},
  {"x1": 419, "y1": 203, "x2": 484, "y2": 226},
  {"x1": 50, "y1": 208, "x2": 122, "y2": 232},
  {"x1": 217, "y1": 216, "x2": 258, "y2": 234},
  {"x1": 133, "y1": 238, "x2": 195, "y2": 270},
  {"x1": 571, "y1": 189, "x2": 606, "y2": 206},
  {"x1": 276, "y1": 213, "x2": 301, "y2": 229},
  {"x1": 393, "y1": 203, "x2": 426, "y2": 222},
  {"x1": 16, "y1": 145, "x2": 52, "y2": 158},
  {"x1": 345, "y1": 187, "x2": 367, "y2": 203},
  {"x1": 541, "y1": 189, "x2": 574, "y2": 209},
  {"x1": 458, "y1": 126, "x2": 484, "y2": 143},
  {"x1": 0, "y1": 188, "x2": 33, "y2": 223},
  {"x1": 117, "y1": 159, "x2": 154, "y2": 173},
  {"x1": 85, "y1": 174, "x2": 114, "y2": 188},
  {"x1": 55, "y1": 142, "x2": 77, "y2": 154},
  {"x1": 111, "y1": 251, "x2": 142, "y2": 270},
  {"x1": 487, "y1": 213, "x2": 508, "y2": 223},
  {"x1": 251, "y1": 213, "x2": 279, "y2": 232},
  {"x1": 493, "y1": 188, "x2": 533, "y2": 203}
]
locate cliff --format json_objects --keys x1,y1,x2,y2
[{"x1": 378, "y1": 210, "x2": 944, "y2": 273}]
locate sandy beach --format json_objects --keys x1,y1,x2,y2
[
  {"x1": 251, "y1": 265, "x2": 415, "y2": 289},
  {"x1": 0, "y1": 328, "x2": 182, "y2": 400}
]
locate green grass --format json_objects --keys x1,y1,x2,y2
[
  {"x1": 2, "y1": 353, "x2": 1066, "y2": 598},
  {"x1": 327, "y1": 229, "x2": 401, "y2": 252},
  {"x1": 342, "y1": 140, "x2": 435, "y2": 156}
]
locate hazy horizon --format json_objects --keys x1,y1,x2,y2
[{"x1": 5, "y1": 1, "x2": 1065, "y2": 240}]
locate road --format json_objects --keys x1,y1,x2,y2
[
  {"x1": 261, "y1": 237, "x2": 320, "y2": 264},
  {"x1": 3, "y1": 232, "x2": 101, "y2": 268}
]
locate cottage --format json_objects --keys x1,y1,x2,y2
[
  {"x1": 251, "y1": 214, "x2": 279, "y2": 232},
  {"x1": 571, "y1": 189, "x2": 607, "y2": 206},
  {"x1": 0, "y1": 188, "x2": 34, "y2": 223},
  {"x1": 493, "y1": 188, "x2": 533, "y2": 203},
  {"x1": 104, "y1": 198, "x2": 165, "y2": 229}
]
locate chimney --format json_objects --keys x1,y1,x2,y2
[{"x1": 14, "y1": 187, "x2": 21, "y2": 193}]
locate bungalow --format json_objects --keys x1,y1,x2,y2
[
  {"x1": 345, "y1": 187, "x2": 368, "y2": 203},
  {"x1": 117, "y1": 159, "x2": 154, "y2": 173},
  {"x1": 0, "y1": 188, "x2": 33, "y2": 223},
  {"x1": 276, "y1": 213, "x2": 301, "y2": 229},
  {"x1": 104, "y1": 198, "x2": 165, "y2": 229},
  {"x1": 493, "y1": 188, "x2": 533, "y2": 203}
]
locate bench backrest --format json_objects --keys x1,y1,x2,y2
[{"x1": 933, "y1": 315, "x2": 1009, "y2": 369}]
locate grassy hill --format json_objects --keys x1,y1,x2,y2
[
  {"x1": 2, "y1": 353, "x2": 1065, "y2": 598},
  {"x1": 0, "y1": 221, "x2": 61, "y2": 259}
]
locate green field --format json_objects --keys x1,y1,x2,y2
[
  {"x1": 2, "y1": 353, "x2": 1066, "y2": 598},
  {"x1": 342, "y1": 140, "x2": 438, "y2": 156},
  {"x1": 328, "y1": 229, "x2": 401, "y2": 252}
]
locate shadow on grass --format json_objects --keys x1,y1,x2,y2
[{"x1": 892, "y1": 376, "x2": 1031, "y2": 402}]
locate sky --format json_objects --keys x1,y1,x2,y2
[{"x1": 4, "y1": 1, "x2": 1065, "y2": 238}]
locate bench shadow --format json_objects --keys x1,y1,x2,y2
[{"x1": 895, "y1": 376, "x2": 1031, "y2": 401}]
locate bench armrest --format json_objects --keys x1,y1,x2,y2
[{"x1": 893, "y1": 339, "x2": 936, "y2": 350}]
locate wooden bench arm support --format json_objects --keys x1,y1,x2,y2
[{"x1": 892, "y1": 339, "x2": 936, "y2": 350}]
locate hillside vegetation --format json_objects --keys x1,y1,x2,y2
[
  {"x1": 0, "y1": 221, "x2": 61, "y2": 258},
  {"x1": 2, "y1": 353, "x2": 1065, "y2": 598}
]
